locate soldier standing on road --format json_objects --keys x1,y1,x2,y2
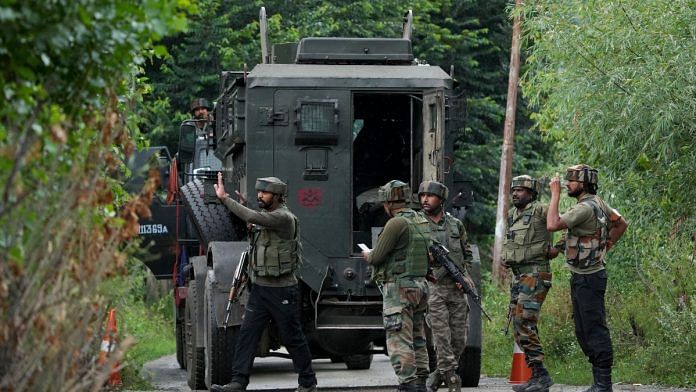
[
  {"x1": 211, "y1": 173, "x2": 317, "y2": 392},
  {"x1": 417, "y1": 180, "x2": 474, "y2": 392},
  {"x1": 547, "y1": 165, "x2": 628, "y2": 392},
  {"x1": 362, "y1": 180, "x2": 431, "y2": 392},
  {"x1": 502, "y1": 175, "x2": 559, "y2": 392}
]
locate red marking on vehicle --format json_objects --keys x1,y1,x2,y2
[{"x1": 298, "y1": 188, "x2": 323, "y2": 208}]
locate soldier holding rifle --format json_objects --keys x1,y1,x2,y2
[
  {"x1": 211, "y1": 173, "x2": 317, "y2": 392},
  {"x1": 417, "y1": 180, "x2": 474, "y2": 392}
]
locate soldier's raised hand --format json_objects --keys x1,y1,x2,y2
[
  {"x1": 214, "y1": 172, "x2": 226, "y2": 199},
  {"x1": 549, "y1": 173, "x2": 561, "y2": 195}
]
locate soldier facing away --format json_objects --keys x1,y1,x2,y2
[
  {"x1": 417, "y1": 180, "x2": 474, "y2": 392},
  {"x1": 502, "y1": 175, "x2": 559, "y2": 392},
  {"x1": 547, "y1": 165, "x2": 628, "y2": 392},
  {"x1": 362, "y1": 180, "x2": 431, "y2": 392},
  {"x1": 211, "y1": 173, "x2": 317, "y2": 392}
]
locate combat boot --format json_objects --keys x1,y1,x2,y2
[
  {"x1": 415, "y1": 377, "x2": 428, "y2": 392},
  {"x1": 443, "y1": 370, "x2": 461, "y2": 392},
  {"x1": 426, "y1": 371, "x2": 442, "y2": 392},
  {"x1": 397, "y1": 380, "x2": 420, "y2": 392},
  {"x1": 512, "y1": 362, "x2": 539, "y2": 392},
  {"x1": 295, "y1": 384, "x2": 317, "y2": 392},
  {"x1": 520, "y1": 363, "x2": 553, "y2": 392},
  {"x1": 583, "y1": 367, "x2": 613, "y2": 392},
  {"x1": 210, "y1": 380, "x2": 246, "y2": 392}
]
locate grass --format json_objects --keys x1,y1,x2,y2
[
  {"x1": 102, "y1": 261, "x2": 177, "y2": 390},
  {"x1": 479, "y1": 260, "x2": 696, "y2": 389},
  {"x1": 118, "y1": 294, "x2": 177, "y2": 389}
]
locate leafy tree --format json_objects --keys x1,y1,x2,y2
[
  {"x1": 522, "y1": 0, "x2": 695, "y2": 384},
  {"x1": 0, "y1": 1, "x2": 186, "y2": 390},
  {"x1": 144, "y1": 0, "x2": 553, "y2": 241}
]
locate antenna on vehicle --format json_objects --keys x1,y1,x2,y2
[
  {"x1": 260, "y1": 7, "x2": 270, "y2": 64},
  {"x1": 402, "y1": 10, "x2": 413, "y2": 41}
]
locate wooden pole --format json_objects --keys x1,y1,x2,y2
[{"x1": 492, "y1": 0, "x2": 523, "y2": 284}]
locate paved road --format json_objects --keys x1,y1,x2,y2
[{"x1": 142, "y1": 354, "x2": 694, "y2": 392}]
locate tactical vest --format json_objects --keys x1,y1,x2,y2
[
  {"x1": 565, "y1": 198, "x2": 610, "y2": 269},
  {"x1": 250, "y1": 206, "x2": 300, "y2": 277},
  {"x1": 428, "y1": 213, "x2": 467, "y2": 279},
  {"x1": 503, "y1": 201, "x2": 551, "y2": 265},
  {"x1": 373, "y1": 210, "x2": 431, "y2": 282}
]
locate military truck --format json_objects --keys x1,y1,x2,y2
[{"x1": 135, "y1": 8, "x2": 482, "y2": 390}]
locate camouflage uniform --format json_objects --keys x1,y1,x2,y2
[
  {"x1": 367, "y1": 180, "x2": 431, "y2": 391},
  {"x1": 424, "y1": 212, "x2": 472, "y2": 389},
  {"x1": 503, "y1": 175, "x2": 554, "y2": 392},
  {"x1": 504, "y1": 199, "x2": 553, "y2": 366}
]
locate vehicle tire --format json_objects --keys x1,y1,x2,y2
[
  {"x1": 175, "y1": 301, "x2": 186, "y2": 369},
  {"x1": 343, "y1": 343, "x2": 373, "y2": 370},
  {"x1": 457, "y1": 346, "x2": 481, "y2": 387},
  {"x1": 204, "y1": 276, "x2": 237, "y2": 388},
  {"x1": 180, "y1": 178, "x2": 245, "y2": 247},
  {"x1": 329, "y1": 356, "x2": 343, "y2": 363},
  {"x1": 186, "y1": 283, "x2": 206, "y2": 390}
]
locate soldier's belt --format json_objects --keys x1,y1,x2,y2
[{"x1": 511, "y1": 264, "x2": 550, "y2": 276}]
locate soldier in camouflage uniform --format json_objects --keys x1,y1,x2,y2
[
  {"x1": 417, "y1": 181, "x2": 474, "y2": 392},
  {"x1": 211, "y1": 174, "x2": 317, "y2": 392},
  {"x1": 547, "y1": 165, "x2": 628, "y2": 392},
  {"x1": 362, "y1": 180, "x2": 431, "y2": 392},
  {"x1": 503, "y1": 175, "x2": 559, "y2": 392}
]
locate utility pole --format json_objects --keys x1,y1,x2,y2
[{"x1": 492, "y1": 0, "x2": 523, "y2": 284}]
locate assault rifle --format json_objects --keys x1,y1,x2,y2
[
  {"x1": 429, "y1": 243, "x2": 492, "y2": 322},
  {"x1": 223, "y1": 249, "x2": 249, "y2": 329}
]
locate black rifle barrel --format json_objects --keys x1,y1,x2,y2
[{"x1": 429, "y1": 244, "x2": 492, "y2": 322}]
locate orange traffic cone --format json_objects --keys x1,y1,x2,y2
[
  {"x1": 508, "y1": 341, "x2": 532, "y2": 384},
  {"x1": 98, "y1": 309, "x2": 122, "y2": 387}
]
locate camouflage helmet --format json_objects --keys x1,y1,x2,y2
[
  {"x1": 190, "y1": 98, "x2": 211, "y2": 114},
  {"x1": 565, "y1": 164, "x2": 598, "y2": 185},
  {"x1": 255, "y1": 177, "x2": 287, "y2": 195},
  {"x1": 418, "y1": 180, "x2": 448, "y2": 200},
  {"x1": 511, "y1": 175, "x2": 540, "y2": 196},
  {"x1": 378, "y1": 180, "x2": 410, "y2": 203}
]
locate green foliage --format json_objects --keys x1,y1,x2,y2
[
  {"x1": 102, "y1": 260, "x2": 176, "y2": 389},
  {"x1": 520, "y1": 0, "x2": 695, "y2": 386},
  {"x1": 0, "y1": 1, "x2": 186, "y2": 390},
  {"x1": 142, "y1": 0, "x2": 553, "y2": 237}
]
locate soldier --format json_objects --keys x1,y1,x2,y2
[
  {"x1": 362, "y1": 180, "x2": 431, "y2": 392},
  {"x1": 417, "y1": 180, "x2": 474, "y2": 392},
  {"x1": 190, "y1": 97, "x2": 214, "y2": 131},
  {"x1": 547, "y1": 165, "x2": 628, "y2": 392},
  {"x1": 502, "y1": 175, "x2": 559, "y2": 392},
  {"x1": 211, "y1": 173, "x2": 317, "y2": 392}
]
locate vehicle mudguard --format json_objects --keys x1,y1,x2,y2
[
  {"x1": 207, "y1": 241, "x2": 249, "y2": 328},
  {"x1": 189, "y1": 255, "x2": 208, "y2": 349},
  {"x1": 466, "y1": 244, "x2": 482, "y2": 350}
]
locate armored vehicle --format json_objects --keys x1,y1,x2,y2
[{"x1": 136, "y1": 8, "x2": 482, "y2": 390}]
